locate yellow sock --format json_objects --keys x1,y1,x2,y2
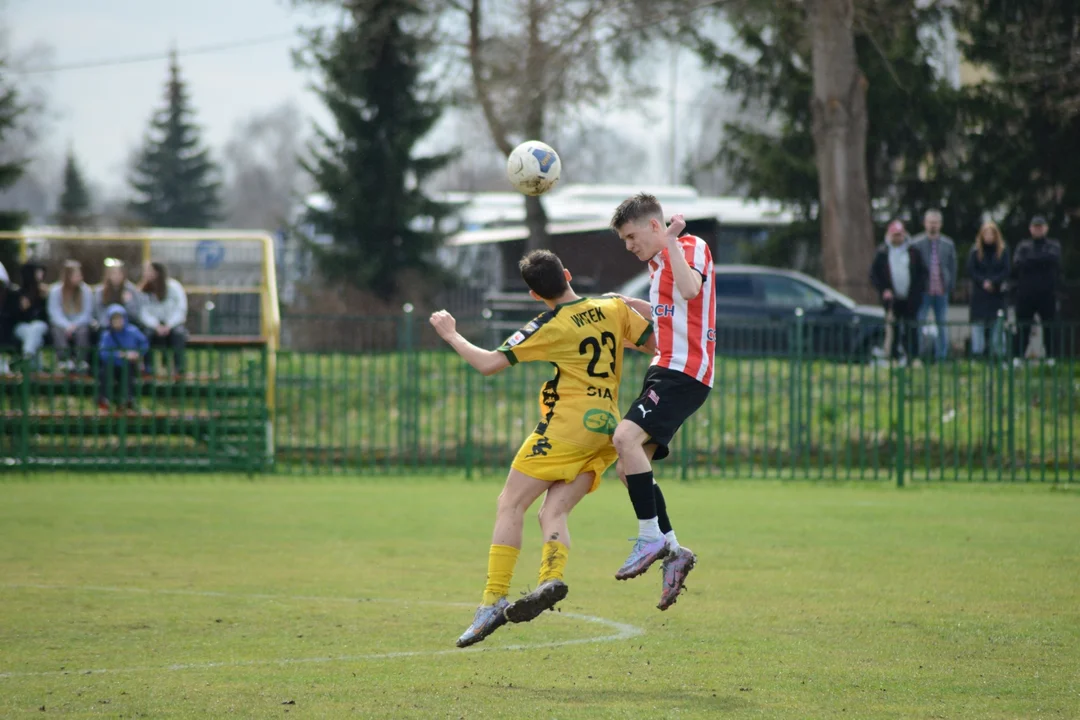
[
  {"x1": 538, "y1": 541, "x2": 569, "y2": 585},
  {"x1": 482, "y1": 544, "x2": 520, "y2": 606}
]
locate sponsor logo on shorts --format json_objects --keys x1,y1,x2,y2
[
  {"x1": 527, "y1": 436, "x2": 553, "y2": 457},
  {"x1": 647, "y1": 389, "x2": 660, "y2": 405},
  {"x1": 582, "y1": 408, "x2": 618, "y2": 436},
  {"x1": 637, "y1": 404, "x2": 653, "y2": 418}
]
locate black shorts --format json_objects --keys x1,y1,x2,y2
[{"x1": 625, "y1": 366, "x2": 711, "y2": 461}]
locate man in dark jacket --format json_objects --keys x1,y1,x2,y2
[
  {"x1": 1010, "y1": 215, "x2": 1063, "y2": 360},
  {"x1": 871, "y1": 220, "x2": 929, "y2": 361}
]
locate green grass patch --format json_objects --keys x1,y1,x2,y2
[{"x1": 1, "y1": 476, "x2": 1077, "y2": 718}]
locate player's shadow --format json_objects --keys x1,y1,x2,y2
[{"x1": 485, "y1": 684, "x2": 750, "y2": 713}]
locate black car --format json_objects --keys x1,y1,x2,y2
[{"x1": 616, "y1": 265, "x2": 886, "y2": 358}]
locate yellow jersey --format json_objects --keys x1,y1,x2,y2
[{"x1": 497, "y1": 296, "x2": 653, "y2": 449}]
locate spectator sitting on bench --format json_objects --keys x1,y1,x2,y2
[
  {"x1": 94, "y1": 258, "x2": 141, "y2": 336},
  {"x1": 48, "y1": 259, "x2": 93, "y2": 372},
  {"x1": 12, "y1": 261, "x2": 49, "y2": 370},
  {"x1": 138, "y1": 261, "x2": 188, "y2": 378},
  {"x1": 98, "y1": 304, "x2": 148, "y2": 412}
]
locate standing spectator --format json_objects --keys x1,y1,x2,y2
[
  {"x1": 912, "y1": 209, "x2": 957, "y2": 361},
  {"x1": 93, "y1": 258, "x2": 141, "y2": 332},
  {"x1": 967, "y1": 221, "x2": 1010, "y2": 357},
  {"x1": 139, "y1": 261, "x2": 188, "y2": 377},
  {"x1": 12, "y1": 262, "x2": 50, "y2": 368},
  {"x1": 1011, "y1": 215, "x2": 1063, "y2": 362},
  {"x1": 97, "y1": 304, "x2": 148, "y2": 411},
  {"x1": 47, "y1": 259, "x2": 93, "y2": 371},
  {"x1": 0, "y1": 261, "x2": 11, "y2": 372},
  {"x1": 871, "y1": 220, "x2": 929, "y2": 363}
]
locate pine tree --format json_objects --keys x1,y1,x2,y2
[
  {"x1": 299, "y1": 0, "x2": 455, "y2": 299},
  {"x1": 0, "y1": 57, "x2": 26, "y2": 270},
  {"x1": 128, "y1": 52, "x2": 221, "y2": 228},
  {"x1": 56, "y1": 149, "x2": 92, "y2": 227},
  {"x1": 953, "y1": 1, "x2": 1080, "y2": 271}
]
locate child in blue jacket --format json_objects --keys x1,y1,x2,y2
[{"x1": 98, "y1": 304, "x2": 149, "y2": 410}]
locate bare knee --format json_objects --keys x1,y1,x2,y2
[
  {"x1": 612, "y1": 424, "x2": 641, "y2": 456},
  {"x1": 496, "y1": 488, "x2": 528, "y2": 518}
]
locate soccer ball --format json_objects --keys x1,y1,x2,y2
[{"x1": 506, "y1": 140, "x2": 562, "y2": 196}]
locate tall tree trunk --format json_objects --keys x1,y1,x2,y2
[
  {"x1": 468, "y1": 0, "x2": 550, "y2": 254},
  {"x1": 808, "y1": 0, "x2": 876, "y2": 304},
  {"x1": 522, "y1": 0, "x2": 550, "y2": 253}
]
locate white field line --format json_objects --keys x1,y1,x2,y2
[{"x1": 0, "y1": 583, "x2": 644, "y2": 679}]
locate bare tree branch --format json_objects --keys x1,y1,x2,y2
[{"x1": 468, "y1": 0, "x2": 514, "y2": 156}]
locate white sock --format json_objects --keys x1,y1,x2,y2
[
  {"x1": 665, "y1": 530, "x2": 680, "y2": 552},
  {"x1": 638, "y1": 517, "x2": 662, "y2": 541}
]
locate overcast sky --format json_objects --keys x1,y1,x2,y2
[{"x1": 9, "y1": 0, "x2": 721, "y2": 197}]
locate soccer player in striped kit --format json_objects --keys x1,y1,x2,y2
[{"x1": 609, "y1": 193, "x2": 716, "y2": 610}]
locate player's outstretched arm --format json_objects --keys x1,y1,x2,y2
[
  {"x1": 429, "y1": 310, "x2": 510, "y2": 376},
  {"x1": 665, "y1": 214, "x2": 703, "y2": 300}
]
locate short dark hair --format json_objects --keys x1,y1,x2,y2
[
  {"x1": 610, "y1": 192, "x2": 664, "y2": 231},
  {"x1": 518, "y1": 250, "x2": 568, "y2": 300}
]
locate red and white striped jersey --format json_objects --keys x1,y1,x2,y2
[{"x1": 647, "y1": 235, "x2": 716, "y2": 387}]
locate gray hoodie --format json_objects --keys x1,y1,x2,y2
[
  {"x1": 47, "y1": 283, "x2": 93, "y2": 330},
  {"x1": 93, "y1": 280, "x2": 142, "y2": 328}
]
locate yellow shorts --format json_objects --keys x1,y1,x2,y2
[{"x1": 510, "y1": 433, "x2": 617, "y2": 494}]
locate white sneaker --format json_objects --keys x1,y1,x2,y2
[{"x1": 0, "y1": 357, "x2": 9, "y2": 374}]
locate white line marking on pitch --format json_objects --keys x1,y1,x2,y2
[{"x1": 0, "y1": 584, "x2": 644, "y2": 679}]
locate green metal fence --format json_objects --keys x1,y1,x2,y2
[
  {"x1": 270, "y1": 316, "x2": 1079, "y2": 484},
  {"x1": 3, "y1": 317, "x2": 1078, "y2": 482},
  {"x1": 0, "y1": 346, "x2": 269, "y2": 473}
]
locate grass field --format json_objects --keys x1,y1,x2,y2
[{"x1": 1, "y1": 475, "x2": 1078, "y2": 718}]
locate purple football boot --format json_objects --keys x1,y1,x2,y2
[
  {"x1": 456, "y1": 597, "x2": 509, "y2": 648},
  {"x1": 615, "y1": 536, "x2": 670, "y2": 580},
  {"x1": 657, "y1": 546, "x2": 696, "y2": 610}
]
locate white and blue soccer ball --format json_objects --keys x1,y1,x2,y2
[{"x1": 506, "y1": 140, "x2": 562, "y2": 196}]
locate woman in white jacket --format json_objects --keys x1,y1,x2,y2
[
  {"x1": 47, "y1": 259, "x2": 94, "y2": 370},
  {"x1": 139, "y1": 261, "x2": 188, "y2": 377}
]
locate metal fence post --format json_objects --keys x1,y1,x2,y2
[
  {"x1": 19, "y1": 360, "x2": 30, "y2": 474},
  {"x1": 789, "y1": 308, "x2": 805, "y2": 469},
  {"x1": 245, "y1": 359, "x2": 257, "y2": 477},
  {"x1": 464, "y1": 366, "x2": 474, "y2": 480},
  {"x1": 1006, "y1": 321, "x2": 1016, "y2": 480},
  {"x1": 895, "y1": 323, "x2": 907, "y2": 488}
]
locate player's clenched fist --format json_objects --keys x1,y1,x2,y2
[
  {"x1": 429, "y1": 310, "x2": 457, "y2": 338},
  {"x1": 666, "y1": 213, "x2": 686, "y2": 242}
]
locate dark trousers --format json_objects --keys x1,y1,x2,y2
[
  {"x1": 98, "y1": 361, "x2": 138, "y2": 404},
  {"x1": 1014, "y1": 294, "x2": 1058, "y2": 359},
  {"x1": 146, "y1": 325, "x2": 188, "y2": 375},
  {"x1": 888, "y1": 298, "x2": 920, "y2": 360}
]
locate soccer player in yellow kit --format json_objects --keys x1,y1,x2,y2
[{"x1": 430, "y1": 250, "x2": 653, "y2": 648}]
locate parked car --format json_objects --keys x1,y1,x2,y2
[{"x1": 615, "y1": 265, "x2": 886, "y2": 358}]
